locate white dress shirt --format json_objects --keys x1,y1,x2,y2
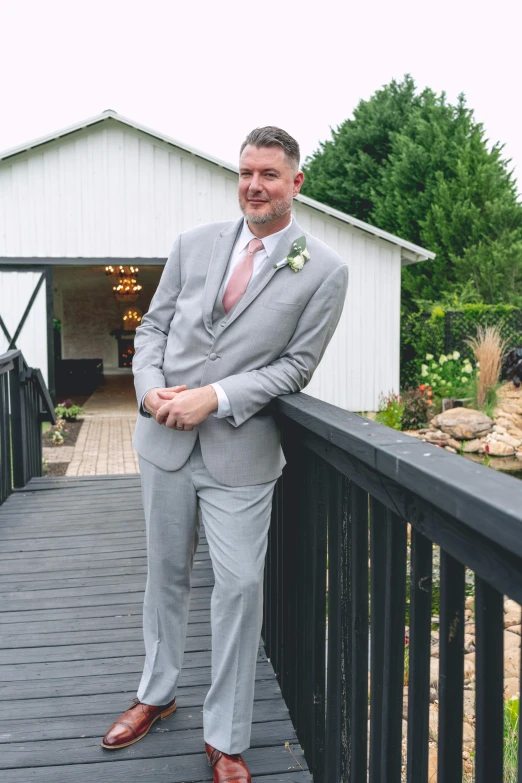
[{"x1": 141, "y1": 216, "x2": 293, "y2": 418}]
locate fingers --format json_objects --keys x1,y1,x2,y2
[{"x1": 159, "y1": 385, "x2": 187, "y2": 394}]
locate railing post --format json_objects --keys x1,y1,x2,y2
[{"x1": 8, "y1": 353, "x2": 27, "y2": 488}]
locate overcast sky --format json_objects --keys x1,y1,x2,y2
[{"x1": 1, "y1": 0, "x2": 521, "y2": 197}]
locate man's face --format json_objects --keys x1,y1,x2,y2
[{"x1": 238, "y1": 145, "x2": 304, "y2": 225}]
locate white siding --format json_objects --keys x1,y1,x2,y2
[
  {"x1": 0, "y1": 123, "x2": 240, "y2": 258},
  {"x1": 0, "y1": 271, "x2": 48, "y2": 386},
  {"x1": 0, "y1": 119, "x2": 406, "y2": 410}
]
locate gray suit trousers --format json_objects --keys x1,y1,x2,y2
[{"x1": 137, "y1": 434, "x2": 277, "y2": 754}]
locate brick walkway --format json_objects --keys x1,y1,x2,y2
[{"x1": 65, "y1": 374, "x2": 141, "y2": 476}]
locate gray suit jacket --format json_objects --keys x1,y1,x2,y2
[{"x1": 131, "y1": 216, "x2": 349, "y2": 486}]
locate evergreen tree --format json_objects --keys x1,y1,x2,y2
[{"x1": 301, "y1": 75, "x2": 522, "y2": 311}]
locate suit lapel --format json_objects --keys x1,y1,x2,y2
[
  {"x1": 202, "y1": 218, "x2": 243, "y2": 337},
  {"x1": 221, "y1": 218, "x2": 304, "y2": 331}
]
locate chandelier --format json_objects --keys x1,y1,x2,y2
[
  {"x1": 122, "y1": 307, "x2": 143, "y2": 329},
  {"x1": 104, "y1": 265, "x2": 142, "y2": 302}
]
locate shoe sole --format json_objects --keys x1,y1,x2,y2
[{"x1": 100, "y1": 702, "x2": 177, "y2": 749}]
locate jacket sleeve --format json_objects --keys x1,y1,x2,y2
[
  {"x1": 132, "y1": 234, "x2": 182, "y2": 413},
  {"x1": 216, "y1": 263, "x2": 349, "y2": 428}
]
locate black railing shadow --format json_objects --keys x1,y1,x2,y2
[
  {"x1": 263, "y1": 392, "x2": 522, "y2": 783},
  {"x1": 0, "y1": 349, "x2": 56, "y2": 505}
]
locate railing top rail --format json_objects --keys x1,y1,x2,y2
[
  {"x1": 275, "y1": 392, "x2": 522, "y2": 559},
  {"x1": 0, "y1": 348, "x2": 22, "y2": 368},
  {"x1": 0, "y1": 349, "x2": 55, "y2": 422}
]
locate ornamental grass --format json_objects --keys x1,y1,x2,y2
[{"x1": 464, "y1": 325, "x2": 508, "y2": 409}]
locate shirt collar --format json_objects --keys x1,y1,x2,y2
[{"x1": 238, "y1": 215, "x2": 294, "y2": 258}]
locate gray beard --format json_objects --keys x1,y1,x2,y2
[{"x1": 239, "y1": 196, "x2": 292, "y2": 224}]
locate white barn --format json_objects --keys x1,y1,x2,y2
[{"x1": 0, "y1": 110, "x2": 434, "y2": 411}]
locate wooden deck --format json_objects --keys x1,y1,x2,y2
[{"x1": 0, "y1": 474, "x2": 311, "y2": 782}]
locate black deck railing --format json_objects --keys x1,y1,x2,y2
[
  {"x1": 0, "y1": 349, "x2": 56, "y2": 505},
  {"x1": 263, "y1": 392, "x2": 522, "y2": 783}
]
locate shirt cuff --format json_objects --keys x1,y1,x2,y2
[
  {"x1": 139, "y1": 388, "x2": 157, "y2": 418},
  {"x1": 210, "y1": 382, "x2": 232, "y2": 418}
]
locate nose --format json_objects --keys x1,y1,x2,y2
[{"x1": 248, "y1": 173, "x2": 263, "y2": 192}]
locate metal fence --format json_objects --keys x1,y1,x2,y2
[
  {"x1": 0, "y1": 349, "x2": 56, "y2": 505},
  {"x1": 263, "y1": 391, "x2": 522, "y2": 782},
  {"x1": 401, "y1": 308, "x2": 522, "y2": 389}
]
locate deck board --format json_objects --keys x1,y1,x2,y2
[{"x1": 0, "y1": 475, "x2": 310, "y2": 781}]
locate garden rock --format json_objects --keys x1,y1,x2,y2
[
  {"x1": 504, "y1": 599, "x2": 521, "y2": 628},
  {"x1": 478, "y1": 439, "x2": 515, "y2": 456},
  {"x1": 504, "y1": 629, "x2": 521, "y2": 651},
  {"x1": 430, "y1": 408, "x2": 494, "y2": 440},
  {"x1": 505, "y1": 646, "x2": 520, "y2": 679},
  {"x1": 504, "y1": 677, "x2": 520, "y2": 698},
  {"x1": 421, "y1": 429, "x2": 450, "y2": 443},
  {"x1": 491, "y1": 430, "x2": 522, "y2": 449},
  {"x1": 462, "y1": 438, "x2": 482, "y2": 453}
]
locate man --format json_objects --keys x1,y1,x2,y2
[{"x1": 101, "y1": 127, "x2": 348, "y2": 782}]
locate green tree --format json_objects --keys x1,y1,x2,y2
[{"x1": 302, "y1": 75, "x2": 522, "y2": 311}]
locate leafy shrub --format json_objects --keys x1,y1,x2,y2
[
  {"x1": 401, "y1": 385, "x2": 433, "y2": 430},
  {"x1": 419, "y1": 351, "x2": 477, "y2": 401},
  {"x1": 55, "y1": 400, "x2": 84, "y2": 421},
  {"x1": 375, "y1": 392, "x2": 404, "y2": 430}
]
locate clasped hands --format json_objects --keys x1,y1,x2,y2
[{"x1": 144, "y1": 385, "x2": 218, "y2": 431}]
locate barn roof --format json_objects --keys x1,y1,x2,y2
[{"x1": 0, "y1": 110, "x2": 435, "y2": 264}]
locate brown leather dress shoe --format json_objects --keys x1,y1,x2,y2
[
  {"x1": 101, "y1": 697, "x2": 177, "y2": 749},
  {"x1": 205, "y1": 742, "x2": 252, "y2": 782}
]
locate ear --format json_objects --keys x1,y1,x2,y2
[{"x1": 293, "y1": 170, "x2": 305, "y2": 197}]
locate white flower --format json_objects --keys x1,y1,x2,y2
[
  {"x1": 289, "y1": 254, "x2": 305, "y2": 271},
  {"x1": 453, "y1": 351, "x2": 460, "y2": 360},
  {"x1": 302, "y1": 248, "x2": 311, "y2": 260},
  {"x1": 421, "y1": 367, "x2": 428, "y2": 377},
  {"x1": 431, "y1": 362, "x2": 438, "y2": 369},
  {"x1": 439, "y1": 355, "x2": 447, "y2": 365},
  {"x1": 464, "y1": 364, "x2": 473, "y2": 374},
  {"x1": 461, "y1": 377, "x2": 468, "y2": 384},
  {"x1": 426, "y1": 353, "x2": 434, "y2": 361},
  {"x1": 421, "y1": 364, "x2": 428, "y2": 371},
  {"x1": 476, "y1": 361, "x2": 480, "y2": 367}
]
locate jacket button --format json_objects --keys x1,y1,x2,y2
[
  {"x1": 220, "y1": 322, "x2": 226, "y2": 327},
  {"x1": 209, "y1": 352, "x2": 217, "y2": 360}
]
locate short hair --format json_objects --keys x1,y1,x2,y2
[{"x1": 240, "y1": 126, "x2": 300, "y2": 170}]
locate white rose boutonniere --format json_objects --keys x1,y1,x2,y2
[{"x1": 273, "y1": 236, "x2": 310, "y2": 272}]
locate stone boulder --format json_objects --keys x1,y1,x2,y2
[
  {"x1": 430, "y1": 408, "x2": 494, "y2": 440},
  {"x1": 479, "y1": 439, "x2": 515, "y2": 456}
]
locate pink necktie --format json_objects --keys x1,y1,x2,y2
[{"x1": 222, "y1": 238, "x2": 264, "y2": 314}]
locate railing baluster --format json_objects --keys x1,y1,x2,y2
[
  {"x1": 406, "y1": 528, "x2": 433, "y2": 783},
  {"x1": 475, "y1": 576, "x2": 504, "y2": 782},
  {"x1": 307, "y1": 454, "x2": 328, "y2": 780},
  {"x1": 296, "y1": 448, "x2": 312, "y2": 756},
  {"x1": 438, "y1": 550, "x2": 465, "y2": 783},
  {"x1": 351, "y1": 484, "x2": 369, "y2": 782},
  {"x1": 325, "y1": 469, "x2": 346, "y2": 783},
  {"x1": 382, "y1": 509, "x2": 407, "y2": 783},
  {"x1": 369, "y1": 496, "x2": 388, "y2": 783},
  {"x1": 279, "y1": 421, "x2": 301, "y2": 726},
  {"x1": 0, "y1": 373, "x2": 11, "y2": 505}
]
